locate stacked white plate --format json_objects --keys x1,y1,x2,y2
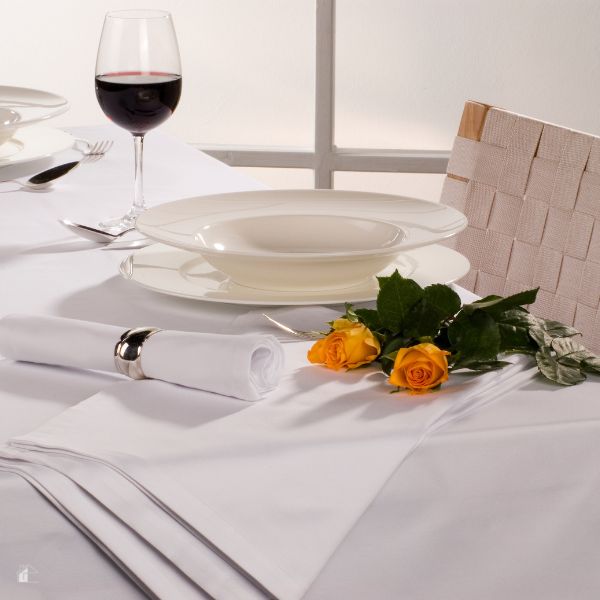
[
  {"x1": 0, "y1": 86, "x2": 73, "y2": 174},
  {"x1": 122, "y1": 189, "x2": 470, "y2": 306}
]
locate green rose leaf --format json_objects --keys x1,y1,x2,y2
[
  {"x1": 403, "y1": 301, "x2": 440, "y2": 338},
  {"x1": 551, "y1": 338, "x2": 600, "y2": 376},
  {"x1": 535, "y1": 348, "x2": 586, "y2": 385},
  {"x1": 402, "y1": 284, "x2": 461, "y2": 338},
  {"x1": 448, "y1": 310, "x2": 501, "y2": 362},
  {"x1": 379, "y1": 335, "x2": 412, "y2": 374},
  {"x1": 423, "y1": 284, "x2": 462, "y2": 318},
  {"x1": 528, "y1": 325, "x2": 553, "y2": 349},
  {"x1": 376, "y1": 270, "x2": 423, "y2": 334},
  {"x1": 498, "y1": 308, "x2": 539, "y2": 328},
  {"x1": 538, "y1": 319, "x2": 581, "y2": 339},
  {"x1": 557, "y1": 356, "x2": 584, "y2": 369},
  {"x1": 451, "y1": 359, "x2": 511, "y2": 372},
  {"x1": 551, "y1": 337, "x2": 593, "y2": 360},
  {"x1": 582, "y1": 355, "x2": 600, "y2": 375},
  {"x1": 498, "y1": 322, "x2": 537, "y2": 354},
  {"x1": 354, "y1": 308, "x2": 382, "y2": 331},
  {"x1": 462, "y1": 288, "x2": 539, "y2": 317},
  {"x1": 376, "y1": 274, "x2": 392, "y2": 288},
  {"x1": 496, "y1": 310, "x2": 538, "y2": 353},
  {"x1": 379, "y1": 338, "x2": 408, "y2": 375},
  {"x1": 381, "y1": 335, "x2": 411, "y2": 358}
]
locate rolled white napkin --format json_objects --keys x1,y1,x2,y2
[{"x1": 0, "y1": 314, "x2": 283, "y2": 401}]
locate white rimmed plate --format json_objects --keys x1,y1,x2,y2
[
  {"x1": 135, "y1": 189, "x2": 468, "y2": 254},
  {"x1": 0, "y1": 86, "x2": 69, "y2": 128},
  {"x1": 0, "y1": 126, "x2": 75, "y2": 169},
  {"x1": 119, "y1": 243, "x2": 470, "y2": 306}
]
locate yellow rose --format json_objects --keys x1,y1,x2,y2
[
  {"x1": 307, "y1": 318, "x2": 381, "y2": 371},
  {"x1": 389, "y1": 343, "x2": 450, "y2": 393}
]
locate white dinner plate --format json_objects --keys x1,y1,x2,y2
[
  {"x1": 135, "y1": 189, "x2": 468, "y2": 253},
  {"x1": 0, "y1": 125, "x2": 75, "y2": 168},
  {"x1": 0, "y1": 86, "x2": 69, "y2": 128},
  {"x1": 120, "y1": 243, "x2": 470, "y2": 306}
]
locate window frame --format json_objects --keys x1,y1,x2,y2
[{"x1": 196, "y1": 0, "x2": 450, "y2": 188}]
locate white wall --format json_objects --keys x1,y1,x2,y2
[
  {"x1": 335, "y1": 0, "x2": 600, "y2": 150},
  {"x1": 1, "y1": 0, "x2": 314, "y2": 147},
  {"x1": 3, "y1": 0, "x2": 600, "y2": 193}
]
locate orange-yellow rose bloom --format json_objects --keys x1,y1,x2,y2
[
  {"x1": 307, "y1": 318, "x2": 380, "y2": 371},
  {"x1": 389, "y1": 343, "x2": 450, "y2": 393}
]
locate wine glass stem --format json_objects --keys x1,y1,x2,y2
[{"x1": 133, "y1": 133, "x2": 145, "y2": 214}]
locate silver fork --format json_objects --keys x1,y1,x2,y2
[
  {"x1": 19, "y1": 140, "x2": 114, "y2": 190},
  {"x1": 262, "y1": 313, "x2": 326, "y2": 341}
]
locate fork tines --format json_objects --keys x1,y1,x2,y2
[{"x1": 86, "y1": 140, "x2": 114, "y2": 156}]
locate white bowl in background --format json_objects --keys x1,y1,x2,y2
[
  {"x1": 0, "y1": 86, "x2": 69, "y2": 148},
  {"x1": 0, "y1": 108, "x2": 21, "y2": 146}
]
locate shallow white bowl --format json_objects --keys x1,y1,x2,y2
[
  {"x1": 193, "y1": 214, "x2": 406, "y2": 291},
  {"x1": 136, "y1": 189, "x2": 468, "y2": 291}
]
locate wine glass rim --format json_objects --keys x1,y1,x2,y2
[{"x1": 105, "y1": 9, "x2": 171, "y2": 20}]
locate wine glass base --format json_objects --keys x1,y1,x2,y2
[{"x1": 99, "y1": 208, "x2": 144, "y2": 233}]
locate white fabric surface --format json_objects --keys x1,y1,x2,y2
[
  {"x1": 1, "y1": 350, "x2": 536, "y2": 599},
  {"x1": 0, "y1": 314, "x2": 284, "y2": 401},
  {"x1": 0, "y1": 125, "x2": 599, "y2": 599}
]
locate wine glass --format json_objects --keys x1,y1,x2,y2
[{"x1": 95, "y1": 9, "x2": 182, "y2": 232}]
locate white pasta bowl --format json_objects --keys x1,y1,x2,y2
[{"x1": 192, "y1": 214, "x2": 406, "y2": 291}]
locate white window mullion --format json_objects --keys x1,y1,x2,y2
[
  {"x1": 314, "y1": 0, "x2": 336, "y2": 189},
  {"x1": 195, "y1": 0, "x2": 450, "y2": 185}
]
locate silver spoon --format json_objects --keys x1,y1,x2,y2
[{"x1": 58, "y1": 219, "x2": 135, "y2": 243}]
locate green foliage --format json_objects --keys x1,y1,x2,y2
[
  {"x1": 354, "y1": 308, "x2": 382, "y2": 331},
  {"x1": 376, "y1": 271, "x2": 423, "y2": 333},
  {"x1": 462, "y1": 289, "x2": 539, "y2": 317},
  {"x1": 403, "y1": 284, "x2": 462, "y2": 338},
  {"x1": 448, "y1": 310, "x2": 501, "y2": 367},
  {"x1": 535, "y1": 348, "x2": 587, "y2": 385},
  {"x1": 343, "y1": 270, "x2": 599, "y2": 387}
]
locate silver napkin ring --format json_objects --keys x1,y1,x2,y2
[{"x1": 114, "y1": 327, "x2": 162, "y2": 380}]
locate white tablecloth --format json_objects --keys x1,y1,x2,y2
[{"x1": 1, "y1": 125, "x2": 600, "y2": 599}]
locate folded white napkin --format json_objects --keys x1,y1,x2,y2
[
  {"x1": 0, "y1": 314, "x2": 283, "y2": 401},
  {"x1": 2, "y1": 344, "x2": 537, "y2": 600}
]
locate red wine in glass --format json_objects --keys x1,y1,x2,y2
[
  {"x1": 95, "y1": 9, "x2": 181, "y2": 232},
  {"x1": 95, "y1": 72, "x2": 182, "y2": 135}
]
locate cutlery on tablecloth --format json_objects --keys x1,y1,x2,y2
[
  {"x1": 262, "y1": 313, "x2": 325, "y2": 340},
  {"x1": 58, "y1": 219, "x2": 135, "y2": 243},
  {"x1": 16, "y1": 140, "x2": 113, "y2": 190}
]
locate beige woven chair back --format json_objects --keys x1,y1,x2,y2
[{"x1": 441, "y1": 101, "x2": 600, "y2": 352}]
